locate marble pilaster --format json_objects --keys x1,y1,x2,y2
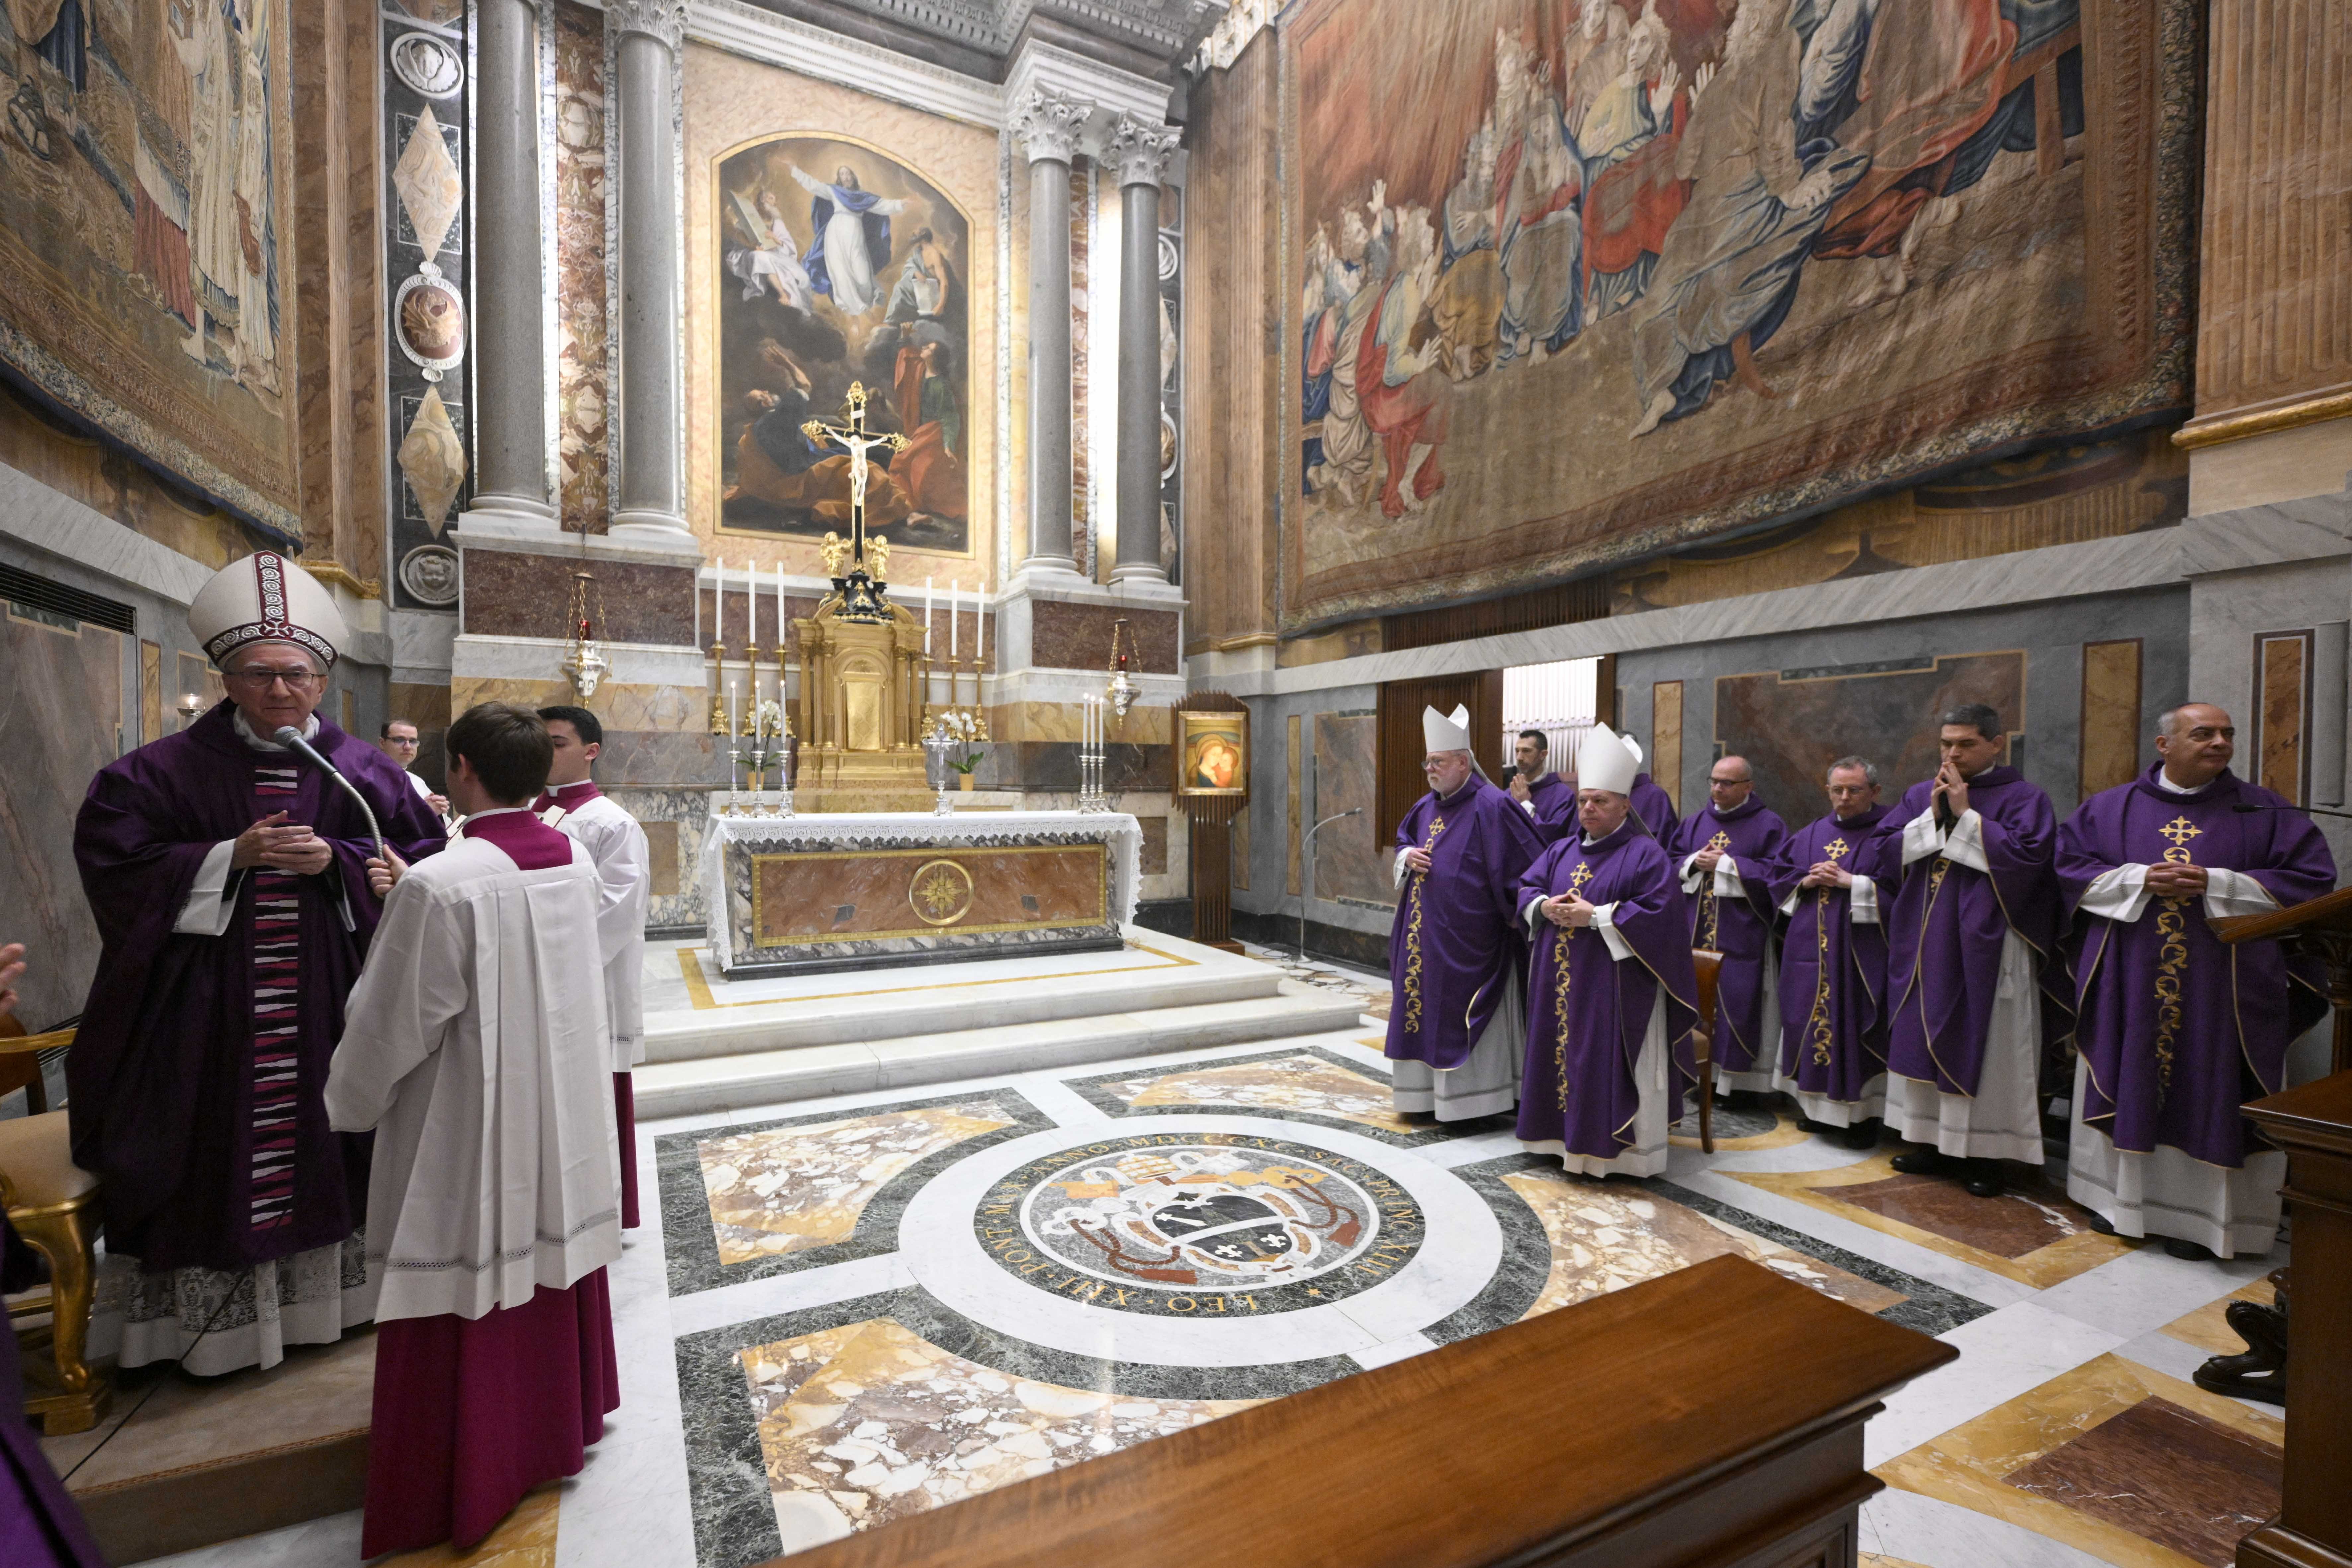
[
  {"x1": 460, "y1": 0, "x2": 556, "y2": 529},
  {"x1": 1010, "y1": 87, "x2": 1091, "y2": 578},
  {"x1": 1107, "y1": 116, "x2": 1179, "y2": 587},
  {"x1": 607, "y1": 0, "x2": 694, "y2": 542}
]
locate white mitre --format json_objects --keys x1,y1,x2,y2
[
  {"x1": 1575, "y1": 722, "x2": 1640, "y2": 796},
  {"x1": 187, "y1": 551, "x2": 348, "y2": 669},
  {"x1": 1422, "y1": 704, "x2": 1473, "y2": 754}
]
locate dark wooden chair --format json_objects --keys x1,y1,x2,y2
[{"x1": 1690, "y1": 950, "x2": 1722, "y2": 1154}]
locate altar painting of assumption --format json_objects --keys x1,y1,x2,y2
[
  {"x1": 0, "y1": 0, "x2": 303, "y2": 534},
  {"x1": 715, "y1": 134, "x2": 971, "y2": 555},
  {"x1": 1285, "y1": 0, "x2": 2191, "y2": 631}
]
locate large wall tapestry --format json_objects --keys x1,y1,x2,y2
[
  {"x1": 1283, "y1": 0, "x2": 2192, "y2": 630},
  {"x1": 1714, "y1": 650, "x2": 2026, "y2": 819},
  {"x1": 0, "y1": 0, "x2": 301, "y2": 534},
  {"x1": 713, "y1": 133, "x2": 972, "y2": 555}
]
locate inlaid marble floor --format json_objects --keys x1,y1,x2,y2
[{"x1": 154, "y1": 1031, "x2": 2288, "y2": 1568}]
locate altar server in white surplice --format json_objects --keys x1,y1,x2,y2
[
  {"x1": 326, "y1": 703, "x2": 622, "y2": 1558},
  {"x1": 535, "y1": 705, "x2": 652, "y2": 1229}
]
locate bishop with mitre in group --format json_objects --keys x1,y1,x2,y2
[
  {"x1": 70, "y1": 553, "x2": 447, "y2": 1374},
  {"x1": 2058, "y1": 703, "x2": 2334, "y2": 1259},
  {"x1": 1515, "y1": 723, "x2": 1699, "y2": 1177},
  {"x1": 1385, "y1": 705, "x2": 1550, "y2": 1122}
]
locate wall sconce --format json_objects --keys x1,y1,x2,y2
[
  {"x1": 176, "y1": 692, "x2": 205, "y2": 730},
  {"x1": 1106, "y1": 618, "x2": 1140, "y2": 718}
]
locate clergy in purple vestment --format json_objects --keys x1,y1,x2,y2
[
  {"x1": 1506, "y1": 729, "x2": 1579, "y2": 842},
  {"x1": 1857, "y1": 704, "x2": 2072, "y2": 1199},
  {"x1": 69, "y1": 555, "x2": 446, "y2": 1376},
  {"x1": 1630, "y1": 766, "x2": 1680, "y2": 842},
  {"x1": 0, "y1": 1214, "x2": 106, "y2": 1568},
  {"x1": 2058, "y1": 704, "x2": 2334, "y2": 1260},
  {"x1": 1769, "y1": 757, "x2": 1892, "y2": 1148},
  {"x1": 1516, "y1": 723, "x2": 1699, "y2": 1176},
  {"x1": 1386, "y1": 705, "x2": 1550, "y2": 1122},
  {"x1": 1667, "y1": 755, "x2": 1789, "y2": 1096}
]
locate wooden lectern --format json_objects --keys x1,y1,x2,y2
[{"x1": 2209, "y1": 889, "x2": 2352, "y2": 1568}]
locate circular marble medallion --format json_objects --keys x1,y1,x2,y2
[
  {"x1": 900, "y1": 1115, "x2": 1500, "y2": 1367},
  {"x1": 390, "y1": 32, "x2": 465, "y2": 100},
  {"x1": 394, "y1": 268, "x2": 467, "y2": 378},
  {"x1": 398, "y1": 544, "x2": 460, "y2": 606},
  {"x1": 983, "y1": 1134, "x2": 1422, "y2": 1317}
]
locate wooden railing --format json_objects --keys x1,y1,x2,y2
[{"x1": 762, "y1": 1255, "x2": 1953, "y2": 1568}]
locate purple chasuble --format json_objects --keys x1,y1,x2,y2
[
  {"x1": 1857, "y1": 764, "x2": 2071, "y2": 1097},
  {"x1": 1667, "y1": 796, "x2": 1790, "y2": 1074},
  {"x1": 1519, "y1": 774, "x2": 1579, "y2": 842},
  {"x1": 69, "y1": 701, "x2": 449, "y2": 1272},
  {"x1": 0, "y1": 1218, "x2": 106, "y2": 1568},
  {"x1": 1385, "y1": 774, "x2": 1548, "y2": 1071},
  {"x1": 1515, "y1": 821, "x2": 1700, "y2": 1160},
  {"x1": 1630, "y1": 773, "x2": 1679, "y2": 841},
  {"x1": 1768, "y1": 805, "x2": 1891, "y2": 1106},
  {"x1": 2059, "y1": 765, "x2": 2333, "y2": 1167}
]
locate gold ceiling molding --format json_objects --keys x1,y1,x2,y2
[{"x1": 2173, "y1": 386, "x2": 2352, "y2": 450}]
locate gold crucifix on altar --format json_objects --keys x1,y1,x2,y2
[{"x1": 801, "y1": 383, "x2": 907, "y2": 618}]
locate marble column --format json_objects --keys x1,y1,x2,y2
[
  {"x1": 607, "y1": 0, "x2": 691, "y2": 537},
  {"x1": 1011, "y1": 87, "x2": 1093, "y2": 577},
  {"x1": 1108, "y1": 116, "x2": 1180, "y2": 586},
  {"x1": 462, "y1": 0, "x2": 554, "y2": 527}
]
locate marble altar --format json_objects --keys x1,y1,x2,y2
[{"x1": 701, "y1": 811, "x2": 1143, "y2": 977}]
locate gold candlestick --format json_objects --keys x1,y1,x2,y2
[{"x1": 707, "y1": 644, "x2": 729, "y2": 735}]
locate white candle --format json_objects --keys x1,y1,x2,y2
[
  {"x1": 713, "y1": 560, "x2": 724, "y2": 645},
  {"x1": 776, "y1": 562, "x2": 786, "y2": 649},
  {"x1": 949, "y1": 580, "x2": 959, "y2": 658},
  {"x1": 728, "y1": 677, "x2": 740, "y2": 734},
  {"x1": 975, "y1": 587, "x2": 984, "y2": 669},
  {"x1": 925, "y1": 576, "x2": 934, "y2": 652}
]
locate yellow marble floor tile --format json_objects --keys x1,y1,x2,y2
[
  {"x1": 1732, "y1": 1151, "x2": 2133, "y2": 1288},
  {"x1": 1115, "y1": 1054, "x2": 1412, "y2": 1134},
  {"x1": 1875, "y1": 1353, "x2": 2283, "y2": 1568},
  {"x1": 1858, "y1": 1555, "x2": 1933, "y2": 1568},
  {"x1": 1503, "y1": 1171, "x2": 1906, "y2": 1321},
  {"x1": 2158, "y1": 1278, "x2": 2278, "y2": 1356},
  {"x1": 739, "y1": 1317, "x2": 1254, "y2": 1551},
  {"x1": 374, "y1": 1485, "x2": 560, "y2": 1567},
  {"x1": 1669, "y1": 1106, "x2": 1812, "y2": 1152},
  {"x1": 698, "y1": 1104, "x2": 1013, "y2": 1262}
]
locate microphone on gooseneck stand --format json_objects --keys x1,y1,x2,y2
[
  {"x1": 2233, "y1": 802, "x2": 2352, "y2": 821},
  {"x1": 273, "y1": 726, "x2": 388, "y2": 863}
]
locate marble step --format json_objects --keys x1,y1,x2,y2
[
  {"x1": 643, "y1": 943, "x2": 1286, "y2": 1065},
  {"x1": 633, "y1": 991, "x2": 1371, "y2": 1119}
]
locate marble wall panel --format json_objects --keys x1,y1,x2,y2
[
  {"x1": 1285, "y1": 712, "x2": 1302, "y2": 895},
  {"x1": 554, "y1": 0, "x2": 610, "y2": 532},
  {"x1": 461, "y1": 550, "x2": 698, "y2": 644},
  {"x1": 2256, "y1": 633, "x2": 2311, "y2": 803},
  {"x1": 2078, "y1": 640, "x2": 2144, "y2": 798},
  {"x1": 644, "y1": 819, "x2": 682, "y2": 897},
  {"x1": 1139, "y1": 816, "x2": 1168, "y2": 876},
  {"x1": 1029, "y1": 602, "x2": 1179, "y2": 674},
  {"x1": 983, "y1": 742, "x2": 1168, "y2": 793},
  {"x1": 612, "y1": 786, "x2": 713, "y2": 930},
  {"x1": 1230, "y1": 789, "x2": 1251, "y2": 891},
  {"x1": 988, "y1": 702, "x2": 1169, "y2": 744},
  {"x1": 1651, "y1": 681, "x2": 1684, "y2": 815},
  {"x1": 140, "y1": 640, "x2": 162, "y2": 744},
  {"x1": 1311, "y1": 711, "x2": 1389, "y2": 908},
  {"x1": 0, "y1": 612, "x2": 125, "y2": 1028},
  {"x1": 1715, "y1": 653, "x2": 2027, "y2": 826}
]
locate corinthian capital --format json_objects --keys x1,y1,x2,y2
[
  {"x1": 1105, "y1": 115, "x2": 1180, "y2": 188},
  {"x1": 607, "y1": 0, "x2": 688, "y2": 50},
  {"x1": 1010, "y1": 87, "x2": 1093, "y2": 166}
]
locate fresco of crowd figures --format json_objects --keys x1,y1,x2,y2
[
  {"x1": 713, "y1": 134, "x2": 972, "y2": 556},
  {"x1": 0, "y1": 0, "x2": 300, "y2": 533},
  {"x1": 1286, "y1": 0, "x2": 2191, "y2": 629}
]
